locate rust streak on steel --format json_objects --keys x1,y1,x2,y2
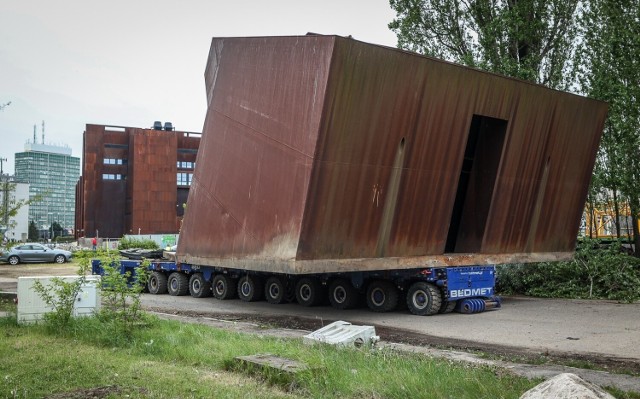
[{"x1": 177, "y1": 35, "x2": 607, "y2": 274}]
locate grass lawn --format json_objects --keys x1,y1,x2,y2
[{"x1": 0, "y1": 313, "x2": 540, "y2": 399}]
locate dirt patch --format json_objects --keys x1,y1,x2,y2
[
  {"x1": 44, "y1": 385, "x2": 147, "y2": 399},
  {"x1": 0, "y1": 264, "x2": 79, "y2": 291}
]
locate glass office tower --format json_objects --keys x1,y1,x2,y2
[{"x1": 15, "y1": 142, "x2": 80, "y2": 238}]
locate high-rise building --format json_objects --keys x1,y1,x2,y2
[
  {"x1": 76, "y1": 123, "x2": 200, "y2": 239},
  {"x1": 15, "y1": 142, "x2": 80, "y2": 238}
]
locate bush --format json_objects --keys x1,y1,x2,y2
[
  {"x1": 118, "y1": 237, "x2": 159, "y2": 250},
  {"x1": 31, "y1": 251, "x2": 91, "y2": 329},
  {"x1": 497, "y1": 238, "x2": 640, "y2": 302},
  {"x1": 97, "y1": 251, "x2": 151, "y2": 340}
]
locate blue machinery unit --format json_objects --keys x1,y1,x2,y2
[{"x1": 92, "y1": 259, "x2": 500, "y2": 316}]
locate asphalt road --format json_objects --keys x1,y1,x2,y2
[{"x1": 140, "y1": 291, "x2": 640, "y2": 363}]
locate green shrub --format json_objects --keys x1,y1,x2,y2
[
  {"x1": 497, "y1": 238, "x2": 640, "y2": 302},
  {"x1": 31, "y1": 251, "x2": 91, "y2": 329},
  {"x1": 97, "y1": 251, "x2": 151, "y2": 340},
  {"x1": 118, "y1": 237, "x2": 159, "y2": 250}
]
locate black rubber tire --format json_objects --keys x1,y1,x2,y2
[
  {"x1": 295, "y1": 277, "x2": 324, "y2": 307},
  {"x1": 8, "y1": 255, "x2": 19, "y2": 265},
  {"x1": 264, "y1": 276, "x2": 287, "y2": 304},
  {"x1": 237, "y1": 275, "x2": 263, "y2": 302},
  {"x1": 439, "y1": 299, "x2": 457, "y2": 314},
  {"x1": 406, "y1": 281, "x2": 442, "y2": 316},
  {"x1": 189, "y1": 273, "x2": 212, "y2": 298},
  {"x1": 328, "y1": 278, "x2": 360, "y2": 310},
  {"x1": 148, "y1": 271, "x2": 168, "y2": 295},
  {"x1": 167, "y1": 272, "x2": 189, "y2": 296},
  {"x1": 54, "y1": 254, "x2": 66, "y2": 264},
  {"x1": 212, "y1": 274, "x2": 237, "y2": 300},
  {"x1": 366, "y1": 280, "x2": 399, "y2": 312}
]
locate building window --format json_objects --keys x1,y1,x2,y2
[
  {"x1": 177, "y1": 172, "x2": 193, "y2": 186},
  {"x1": 103, "y1": 158, "x2": 127, "y2": 165},
  {"x1": 104, "y1": 143, "x2": 128, "y2": 149},
  {"x1": 177, "y1": 161, "x2": 195, "y2": 169},
  {"x1": 102, "y1": 174, "x2": 125, "y2": 180}
]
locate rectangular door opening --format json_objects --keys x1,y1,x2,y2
[{"x1": 445, "y1": 115, "x2": 507, "y2": 253}]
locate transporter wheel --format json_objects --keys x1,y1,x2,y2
[
  {"x1": 148, "y1": 271, "x2": 168, "y2": 295},
  {"x1": 212, "y1": 274, "x2": 237, "y2": 300},
  {"x1": 8, "y1": 255, "x2": 20, "y2": 265},
  {"x1": 328, "y1": 278, "x2": 360, "y2": 310},
  {"x1": 295, "y1": 277, "x2": 324, "y2": 307},
  {"x1": 237, "y1": 275, "x2": 264, "y2": 302},
  {"x1": 406, "y1": 282, "x2": 442, "y2": 316},
  {"x1": 264, "y1": 276, "x2": 287, "y2": 304},
  {"x1": 366, "y1": 280, "x2": 399, "y2": 312},
  {"x1": 168, "y1": 272, "x2": 189, "y2": 296},
  {"x1": 439, "y1": 299, "x2": 457, "y2": 314},
  {"x1": 189, "y1": 273, "x2": 212, "y2": 298}
]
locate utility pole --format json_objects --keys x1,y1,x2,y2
[{"x1": 0, "y1": 157, "x2": 8, "y2": 234}]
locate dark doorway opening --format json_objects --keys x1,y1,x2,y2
[{"x1": 445, "y1": 115, "x2": 507, "y2": 253}]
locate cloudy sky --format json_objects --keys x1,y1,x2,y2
[{"x1": 0, "y1": 0, "x2": 398, "y2": 175}]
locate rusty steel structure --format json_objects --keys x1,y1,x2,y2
[
  {"x1": 76, "y1": 124, "x2": 200, "y2": 239},
  {"x1": 178, "y1": 35, "x2": 607, "y2": 274}
]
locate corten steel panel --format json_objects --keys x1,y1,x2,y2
[
  {"x1": 179, "y1": 35, "x2": 607, "y2": 274},
  {"x1": 80, "y1": 125, "x2": 130, "y2": 238},
  {"x1": 128, "y1": 129, "x2": 178, "y2": 234},
  {"x1": 179, "y1": 36, "x2": 334, "y2": 261}
]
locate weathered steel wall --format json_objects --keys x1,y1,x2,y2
[
  {"x1": 80, "y1": 125, "x2": 127, "y2": 238},
  {"x1": 77, "y1": 125, "x2": 200, "y2": 238},
  {"x1": 180, "y1": 36, "x2": 334, "y2": 260},
  {"x1": 128, "y1": 129, "x2": 178, "y2": 234},
  {"x1": 178, "y1": 35, "x2": 606, "y2": 273}
]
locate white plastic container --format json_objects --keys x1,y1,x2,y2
[{"x1": 17, "y1": 275, "x2": 101, "y2": 324}]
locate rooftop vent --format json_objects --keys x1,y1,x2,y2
[
  {"x1": 153, "y1": 121, "x2": 162, "y2": 130},
  {"x1": 164, "y1": 122, "x2": 174, "y2": 131}
]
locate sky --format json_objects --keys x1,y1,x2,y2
[{"x1": 0, "y1": 0, "x2": 398, "y2": 175}]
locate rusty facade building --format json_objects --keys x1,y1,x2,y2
[{"x1": 76, "y1": 124, "x2": 200, "y2": 239}]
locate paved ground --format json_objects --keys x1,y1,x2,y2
[
  {"x1": 2, "y1": 262, "x2": 639, "y2": 393},
  {"x1": 139, "y1": 293, "x2": 640, "y2": 363}
]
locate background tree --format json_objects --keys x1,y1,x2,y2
[
  {"x1": 577, "y1": 0, "x2": 640, "y2": 256},
  {"x1": 51, "y1": 221, "x2": 64, "y2": 239},
  {"x1": 28, "y1": 221, "x2": 39, "y2": 241},
  {"x1": 388, "y1": 0, "x2": 580, "y2": 89}
]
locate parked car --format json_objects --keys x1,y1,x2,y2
[{"x1": 0, "y1": 243, "x2": 73, "y2": 265}]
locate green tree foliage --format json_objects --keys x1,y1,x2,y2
[
  {"x1": 51, "y1": 221, "x2": 63, "y2": 238},
  {"x1": 577, "y1": 0, "x2": 640, "y2": 255},
  {"x1": 497, "y1": 239, "x2": 640, "y2": 302},
  {"x1": 28, "y1": 221, "x2": 38, "y2": 241},
  {"x1": 388, "y1": 0, "x2": 579, "y2": 88}
]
